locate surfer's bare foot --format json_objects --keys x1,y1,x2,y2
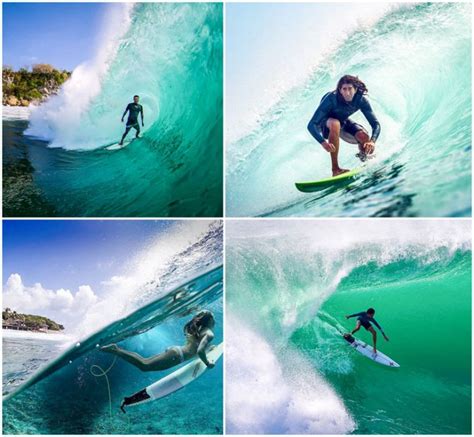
[
  {"x1": 373, "y1": 348, "x2": 377, "y2": 354},
  {"x1": 332, "y1": 168, "x2": 350, "y2": 177},
  {"x1": 101, "y1": 343, "x2": 119, "y2": 353}
]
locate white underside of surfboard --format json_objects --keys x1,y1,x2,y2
[
  {"x1": 344, "y1": 335, "x2": 399, "y2": 367},
  {"x1": 128, "y1": 342, "x2": 223, "y2": 406}
]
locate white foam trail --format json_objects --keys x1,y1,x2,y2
[
  {"x1": 2, "y1": 328, "x2": 72, "y2": 343},
  {"x1": 226, "y1": 315, "x2": 355, "y2": 434},
  {"x1": 2, "y1": 106, "x2": 31, "y2": 120},
  {"x1": 26, "y1": 4, "x2": 134, "y2": 147}
]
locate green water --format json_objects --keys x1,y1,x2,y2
[{"x1": 293, "y1": 253, "x2": 471, "y2": 434}]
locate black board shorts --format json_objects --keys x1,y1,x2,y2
[
  {"x1": 126, "y1": 121, "x2": 140, "y2": 129},
  {"x1": 320, "y1": 118, "x2": 367, "y2": 143},
  {"x1": 358, "y1": 318, "x2": 372, "y2": 330}
]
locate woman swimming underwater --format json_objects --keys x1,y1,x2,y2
[{"x1": 101, "y1": 310, "x2": 216, "y2": 371}]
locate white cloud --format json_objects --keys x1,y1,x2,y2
[{"x1": 3, "y1": 273, "x2": 98, "y2": 327}]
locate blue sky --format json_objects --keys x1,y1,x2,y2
[
  {"x1": 3, "y1": 220, "x2": 174, "y2": 292},
  {"x1": 3, "y1": 3, "x2": 116, "y2": 70}
]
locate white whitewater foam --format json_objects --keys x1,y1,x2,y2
[
  {"x1": 26, "y1": 4, "x2": 134, "y2": 148},
  {"x1": 2, "y1": 328, "x2": 72, "y2": 343},
  {"x1": 226, "y1": 315, "x2": 355, "y2": 434},
  {"x1": 2, "y1": 106, "x2": 31, "y2": 120}
]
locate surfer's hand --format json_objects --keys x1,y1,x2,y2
[
  {"x1": 384, "y1": 334, "x2": 389, "y2": 341},
  {"x1": 345, "y1": 315, "x2": 349, "y2": 319},
  {"x1": 322, "y1": 141, "x2": 336, "y2": 153},
  {"x1": 363, "y1": 141, "x2": 375, "y2": 154}
]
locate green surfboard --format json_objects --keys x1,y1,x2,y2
[{"x1": 295, "y1": 168, "x2": 362, "y2": 193}]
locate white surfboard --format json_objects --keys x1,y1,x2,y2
[
  {"x1": 343, "y1": 334, "x2": 399, "y2": 367},
  {"x1": 121, "y1": 342, "x2": 223, "y2": 410},
  {"x1": 105, "y1": 139, "x2": 134, "y2": 151}
]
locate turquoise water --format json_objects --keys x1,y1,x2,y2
[
  {"x1": 3, "y1": 3, "x2": 223, "y2": 217},
  {"x1": 3, "y1": 267, "x2": 223, "y2": 434},
  {"x1": 225, "y1": 221, "x2": 471, "y2": 434},
  {"x1": 227, "y1": 3, "x2": 471, "y2": 217}
]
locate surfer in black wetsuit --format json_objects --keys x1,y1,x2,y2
[
  {"x1": 345, "y1": 308, "x2": 389, "y2": 354},
  {"x1": 307, "y1": 75, "x2": 381, "y2": 176},
  {"x1": 119, "y1": 95, "x2": 144, "y2": 145}
]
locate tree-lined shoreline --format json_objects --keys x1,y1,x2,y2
[
  {"x1": 2, "y1": 308, "x2": 65, "y2": 332},
  {"x1": 3, "y1": 64, "x2": 71, "y2": 107}
]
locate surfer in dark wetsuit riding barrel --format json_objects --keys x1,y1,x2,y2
[
  {"x1": 100, "y1": 310, "x2": 216, "y2": 411},
  {"x1": 119, "y1": 95, "x2": 144, "y2": 145},
  {"x1": 344, "y1": 308, "x2": 389, "y2": 354},
  {"x1": 307, "y1": 75, "x2": 381, "y2": 176}
]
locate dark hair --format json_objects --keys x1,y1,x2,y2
[
  {"x1": 367, "y1": 308, "x2": 375, "y2": 315},
  {"x1": 184, "y1": 310, "x2": 215, "y2": 338},
  {"x1": 134, "y1": 95, "x2": 139, "y2": 98},
  {"x1": 336, "y1": 75, "x2": 368, "y2": 95}
]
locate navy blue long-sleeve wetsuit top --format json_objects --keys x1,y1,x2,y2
[
  {"x1": 123, "y1": 103, "x2": 143, "y2": 126},
  {"x1": 307, "y1": 90, "x2": 381, "y2": 144},
  {"x1": 348, "y1": 311, "x2": 384, "y2": 332}
]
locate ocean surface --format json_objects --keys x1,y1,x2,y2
[
  {"x1": 226, "y1": 3, "x2": 471, "y2": 217},
  {"x1": 225, "y1": 220, "x2": 471, "y2": 434},
  {"x1": 3, "y1": 3, "x2": 223, "y2": 217},
  {"x1": 3, "y1": 222, "x2": 223, "y2": 435}
]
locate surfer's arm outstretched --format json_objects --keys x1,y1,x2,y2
[
  {"x1": 140, "y1": 105, "x2": 144, "y2": 126},
  {"x1": 121, "y1": 104, "x2": 130, "y2": 122},
  {"x1": 197, "y1": 330, "x2": 215, "y2": 368},
  {"x1": 345, "y1": 312, "x2": 365, "y2": 319}
]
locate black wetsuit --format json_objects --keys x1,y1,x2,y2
[
  {"x1": 124, "y1": 103, "x2": 143, "y2": 128},
  {"x1": 307, "y1": 90, "x2": 380, "y2": 144},
  {"x1": 120, "y1": 103, "x2": 144, "y2": 144},
  {"x1": 347, "y1": 311, "x2": 384, "y2": 333}
]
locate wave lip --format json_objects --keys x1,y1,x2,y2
[{"x1": 25, "y1": 3, "x2": 134, "y2": 148}]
